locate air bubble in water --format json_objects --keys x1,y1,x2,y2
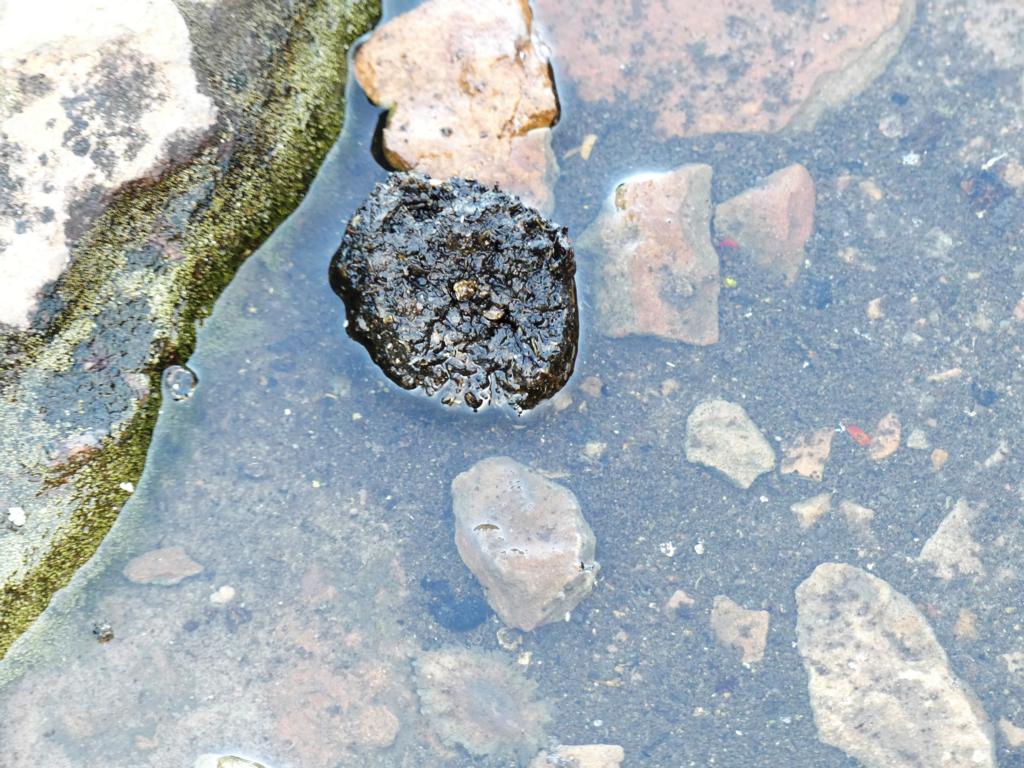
[{"x1": 163, "y1": 365, "x2": 198, "y2": 401}]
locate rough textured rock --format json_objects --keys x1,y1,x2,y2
[
  {"x1": 530, "y1": 744, "x2": 625, "y2": 767},
  {"x1": 354, "y1": 0, "x2": 558, "y2": 212},
  {"x1": 0, "y1": 0, "x2": 217, "y2": 329},
  {"x1": 415, "y1": 648, "x2": 551, "y2": 761},
  {"x1": 533, "y1": 0, "x2": 916, "y2": 138},
  {"x1": 919, "y1": 499, "x2": 984, "y2": 580},
  {"x1": 791, "y1": 493, "x2": 833, "y2": 530},
  {"x1": 122, "y1": 545, "x2": 203, "y2": 586},
  {"x1": 0, "y1": 0, "x2": 379, "y2": 658},
  {"x1": 714, "y1": 164, "x2": 816, "y2": 284},
  {"x1": 868, "y1": 411, "x2": 902, "y2": 460},
  {"x1": 710, "y1": 595, "x2": 769, "y2": 665},
  {"x1": 451, "y1": 456, "x2": 598, "y2": 631},
  {"x1": 195, "y1": 757, "x2": 268, "y2": 768},
  {"x1": 796, "y1": 563, "x2": 995, "y2": 768},
  {"x1": 685, "y1": 399, "x2": 775, "y2": 489},
  {"x1": 780, "y1": 427, "x2": 834, "y2": 482},
  {"x1": 330, "y1": 173, "x2": 578, "y2": 412},
  {"x1": 580, "y1": 165, "x2": 719, "y2": 345}
]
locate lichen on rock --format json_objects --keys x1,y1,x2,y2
[{"x1": 330, "y1": 173, "x2": 578, "y2": 413}]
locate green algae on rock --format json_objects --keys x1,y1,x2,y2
[
  {"x1": 330, "y1": 173, "x2": 578, "y2": 413},
  {"x1": 0, "y1": 0, "x2": 380, "y2": 660}
]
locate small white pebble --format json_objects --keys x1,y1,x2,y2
[
  {"x1": 659, "y1": 541, "x2": 677, "y2": 557},
  {"x1": 694, "y1": 540, "x2": 706, "y2": 555},
  {"x1": 7, "y1": 507, "x2": 26, "y2": 527},
  {"x1": 352, "y1": 412, "x2": 363, "y2": 421},
  {"x1": 284, "y1": 408, "x2": 292, "y2": 416},
  {"x1": 118, "y1": 481, "x2": 135, "y2": 493},
  {"x1": 902, "y1": 151, "x2": 921, "y2": 167},
  {"x1": 209, "y1": 585, "x2": 236, "y2": 605}
]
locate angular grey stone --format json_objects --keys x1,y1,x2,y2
[
  {"x1": 685, "y1": 399, "x2": 775, "y2": 488},
  {"x1": 452, "y1": 456, "x2": 599, "y2": 631},
  {"x1": 796, "y1": 563, "x2": 995, "y2": 768}
]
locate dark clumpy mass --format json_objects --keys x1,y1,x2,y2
[{"x1": 329, "y1": 173, "x2": 578, "y2": 412}]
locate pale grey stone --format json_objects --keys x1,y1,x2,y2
[
  {"x1": 796, "y1": 563, "x2": 995, "y2": 768},
  {"x1": 685, "y1": 399, "x2": 775, "y2": 489},
  {"x1": 452, "y1": 456, "x2": 599, "y2": 631}
]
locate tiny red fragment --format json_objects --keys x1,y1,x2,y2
[
  {"x1": 717, "y1": 237, "x2": 739, "y2": 249},
  {"x1": 843, "y1": 423, "x2": 872, "y2": 446}
]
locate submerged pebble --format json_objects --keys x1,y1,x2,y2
[
  {"x1": 415, "y1": 648, "x2": 551, "y2": 761},
  {"x1": 330, "y1": 173, "x2": 578, "y2": 413},
  {"x1": 451, "y1": 456, "x2": 599, "y2": 631}
]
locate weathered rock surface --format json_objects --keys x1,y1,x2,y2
[
  {"x1": 791, "y1": 492, "x2": 833, "y2": 530},
  {"x1": 123, "y1": 545, "x2": 203, "y2": 586},
  {"x1": 330, "y1": 173, "x2": 578, "y2": 412},
  {"x1": 0, "y1": 0, "x2": 379, "y2": 657},
  {"x1": 714, "y1": 164, "x2": 816, "y2": 284},
  {"x1": 195, "y1": 756, "x2": 268, "y2": 768},
  {"x1": 868, "y1": 411, "x2": 902, "y2": 460},
  {"x1": 685, "y1": 400, "x2": 775, "y2": 488},
  {"x1": 0, "y1": 0, "x2": 217, "y2": 329},
  {"x1": 530, "y1": 744, "x2": 625, "y2": 767},
  {"x1": 919, "y1": 499, "x2": 984, "y2": 580},
  {"x1": 415, "y1": 648, "x2": 551, "y2": 761},
  {"x1": 533, "y1": 0, "x2": 916, "y2": 138},
  {"x1": 354, "y1": 0, "x2": 558, "y2": 211},
  {"x1": 780, "y1": 427, "x2": 834, "y2": 482},
  {"x1": 796, "y1": 563, "x2": 995, "y2": 768},
  {"x1": 451, "y1": 456, "x2": 598, "y2": 631},
  {"x1": 580, "y1": 165, "x2": 720, "y2": 345},
  {"x1": 710, "y1": 595, "x2": 769, "y2": 665}
]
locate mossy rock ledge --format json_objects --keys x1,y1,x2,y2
[{"x1": 0, "y1": 0, "x2": 380, "y2": 658}]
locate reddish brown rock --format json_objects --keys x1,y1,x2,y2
[
  {"x1": 354, "y1": 0, "x2": 558, "y2": 211},
  {"x1": 122, "y1": 545, "x2": 203, "y2": 586},
  {"x1": 533, "y1": 0, "x2": 915, "y2": 139},
  {"x1": 580, "y1": 165, "x2": 719, "y2": 344},
  {"x1": 715, "y1": 164, "x2": 817, "y2": 283},
  {"x1": 452, "y1": 456, "x2": 599, "y2": 631},
  {"x1": 780, "y1": 427, "x2": 834, "y2": 482},
  {"x1": 710, "y1": 595, "x2": 770, "y2": 665}
]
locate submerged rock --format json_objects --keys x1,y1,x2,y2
[
  {"x1": 918, "y1": 499, "x2": 984, "y2": 580},
  {"x1": 709, "y1": 595, "x2": 770, "y2": 665},
  {"x1": 123, "y1": 545, "x2": 203, "y2": 586},
  {"x1": 530, "y1": 744, "x2": 625, "y2": 767},
  {"x1": 714, "y1": 164, "x2": 816, "y2": 284},
  {"x1": 451, "y1": 456, "x2": 598, "y2": 631},
  {"x1": 330, "y1": 174, "x2": 578, "y2": 412},
  {"x1": 0, "y1": 0, "x2": 379, "y2": 658},
  {"x1": 354, "y1": 0, "x2": 558, "y2": 211},
  {"x1": 533, "y1": 0, "x2": 916, "y2": 139},
  {"x1": 685, "y1": 400, "x2": 775, "y2": 489},
  {"x1": 415, "y1": 648, "x2": 551, "y2": 761},
  {"x1": 580, "y1": 165, "x2": 719, "y2": 345},
  {"x1": 795, "y1": 563, "x2": 995, "y2": 768}
]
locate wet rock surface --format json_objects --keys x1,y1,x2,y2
[
  {"x1": 533, "y1": 0, "x2": 915, "y2": 138},
  {"x1": 709, "y1": 595, "x2": 769, "y2": 665},
  {"x1": 580, "y1": 165, "x2": 719, "y2": 345},
  {"x1": 529, "y1": 744, "x2": 625, "y2": 767},
  {"x1": 330, "y1": 173, "x2": 578, "y2": 412},
  {"x1": 451, "y1": 456, "x2": 598, "y2": 631},
  {"x1": 684, "y1": 399, "x2": 775, "y2": 489},
  {"x1": 415, "y1": 648, "x2": 551, "y2": 761},
  {"x1": 918, "y1": 499, "x2": 984, "y2": 580},
  {"x1": 796, "y1": 563, "x2": 995, "y2": 768},
  {"x1": 354, "y1": 0, "x2": 558, "y2": 211},
  {"x1": 122, "y1": 545, "x2": 204, "y2": 586},
  {"x1": 0, "y1": 0, "x2": 379, "y2": 656},
  {"x1": 714, "y1": 164, "x2": 816, "y2": 284}
]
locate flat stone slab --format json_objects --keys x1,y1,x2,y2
[{"x1": 796, "y1": 563, "x2": 995, "y2": 768}]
